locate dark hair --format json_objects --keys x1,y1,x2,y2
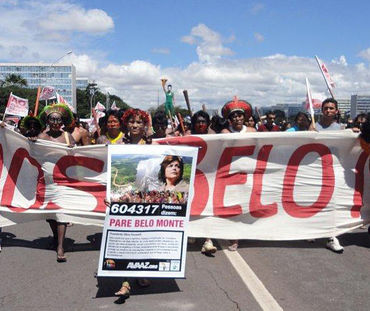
[
  {"x1": 210, "y1": 115, "x2": 228, "y2": 133},
  {"x1": 360, "y1": 115, "x2": 370, "y2": 143},
  {"x1": 354, "y1": 113, "x2": 367, "y2": 124},
  {"x1": 265, "y1": 111, "x2": 275, "y2": 118},
  {"x1": 152, "y1": 110, "x2": 167, "y2": 127},
  {"x1": 159, "y1": 155, "x2": 184, "y2": 185},
  {"x1": 246, "y1": 114, "x2": 258, "y2": 129},
  {"x1": 294, "y1": 112, "x2": 310, "y2": 123},
  {"x1": 321, "y1": 98, "x2": 338, "y2": 111},
  {"x1": 191, "y1": 110, "x2": 210, "y2": 133}
]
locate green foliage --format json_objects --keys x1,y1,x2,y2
[
  {"x1": 182, "y1": 163, "x2": 191, "y2": 183},
  {"x1": 0, "y1": 86, "x2": 44, "y2": 114},
  {"x1": 2, "y1": 74, "x2": 28, "y2": 87},
  {"x1": 148, "y1": 103, "x2": 190, "y2": 118},
  {"x1": 76, "y1": 88, "x2": 130, "y2": 118}
]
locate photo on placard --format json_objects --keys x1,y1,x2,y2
[{"x1": 110, "y1": 154, "x2": 192, "y2": 205}]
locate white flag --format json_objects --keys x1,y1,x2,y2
[
  {"x1": 5, "y1": 92, "x2": 29, "y2": 117},
  {"x1": 315, "y1": 56, "x2": 335, "y2": 96}
]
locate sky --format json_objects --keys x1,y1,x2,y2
[{"x1": 0, "y1": 0, "x2": 370, "y2": 111}]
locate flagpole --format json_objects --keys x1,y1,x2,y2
[
  {"x1": 315, "y1": 56, "x2": 335, "y2": 98},
  {"x1": 33, "y1": 87, "x2": 41, "y2": 116},
  {"x1": 2, "y1": 92, "x2": 12, "y2": 121},
  {"x1": 305, "y1": 77, "x2": 316, "y2": 130}
]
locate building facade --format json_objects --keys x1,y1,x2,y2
[
  {"x1": 350, "y1": 95, "x2": 370, "y2": 118},
  {"x1": 76, "y1": 77, "x2": 89, "y2": 90},
  {"x1": 0, "y1": 63, "x2": 77, "y2": 110}
]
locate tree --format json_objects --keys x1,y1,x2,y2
[
  {"x1": 3, "y1": 74, "x2": 28, "y2": 87},
  {"x1": 76, "y1": 88, "x2": 130, "y2": 118}
]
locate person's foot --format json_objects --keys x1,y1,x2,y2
[
  {"x1": 228, "y1": 240, "x2": 238, "y2": 251},
  {"x1": 201, "y1": 240, "x2": 217, "y2": 255},
  {"x1": 188, "y1": 237, "x2": 196, "y2": 244},
  {"x1": 115, "y1": 281, "x2": 130, "y2": 298},
  {"x1": 137, "y1": 278, "x2": 151, "y2": 288},
  {"x1": 56, "y1": 247, "x2": 67, "y2": 262},
  {"x1": 326, "y1": 237, "x2": 344, "y2": 253}
]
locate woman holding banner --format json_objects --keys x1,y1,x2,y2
[
  {"x1": 113, "y1": 108, "x2": 154, "y2": 299},
  {"x1": 38, "y1": 103, "x2": 75, "y2": 262}
]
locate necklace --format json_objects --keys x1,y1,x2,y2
[{"x1": 107, "y1": 132, "x2": 123, "y2": 144}]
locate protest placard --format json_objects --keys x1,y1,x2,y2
[{"x1": 98, "y1": 144, "x2": 198, "y2": 278}]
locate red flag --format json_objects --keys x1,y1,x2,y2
[{"x1": 5, "y1": 92, "x2": 29, "y2": 117}]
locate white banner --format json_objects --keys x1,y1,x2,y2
[{"x1": 0, "y1": 128, "x2": 369, "y2": 240}]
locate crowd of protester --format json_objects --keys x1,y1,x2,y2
[{"x1": 0, "y1": 96, "x2": 369, "y2": 301}]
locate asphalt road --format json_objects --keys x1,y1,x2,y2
[{"x1": 0, "y1": 221, "x2": 369, "y2": 311}]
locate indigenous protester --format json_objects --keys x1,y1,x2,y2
[
  {"x1": 121, "y1": 108, "x2": 154, "y2": 145},
  {"x1": 189, "y1": 110, "x2": 217, "y2": 254},
  {"x1": 221, "y1": 97, "x2": 253, "y2": 134},
  {"x1": 96, "y1": 109, "x2": 124, "y2": 145},
  {"x1": 191, "y1": 110, "x2": 211, "y2": 135},
  {"x1": 210, "y1": 115, "x2": 228, "y2": 133},
  {"x1": 18, "y1": 115, "x2": 43, "y2": 138},
  {"x1": 257, "y1": 111, "x2": 280, "y2": 132},
  {"x1": 245, "y1": 115, "x2": 257, "y2": 132},
  {"x1": 152, "y1": 110, "x2": 170, "y2": 138},
  {"x1": 315, "y1": 98, "x2": 344, "y2": 253},
  {"x1": 110, "y1": 108, "x2": 155, "y2": 300},
  {"x1": 220, "y1": 97, "x2": 253, "y2": 251},
  {"x1": 352, "y1": 113, "x2": 368, "y2": 133},
  {"x1": 359, "y1": 113, "x2": 370, "y2": 156},
  {"x1": 174, "y1": 115, "x2": 191, "y2": 136},
  {"x1": 37, "y1": 103, "x2": 75, "y2": 262},
  {"x1": 66, "y1": 113, "x2": 91, "y2": 145},
  {"x1": 286, "y1": 112, "x2": 311, "y2": 132}
]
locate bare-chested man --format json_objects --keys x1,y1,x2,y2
[
  {"x1": 66, "y1": 113, "x2": 90, "y2": 146},
  {"x1": 38, "y1": 104, "x2": 75, "y2": 262}
]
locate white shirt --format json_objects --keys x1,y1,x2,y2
[{"x1": 315, "y1": 122, "x2": 341, "y2": 131}]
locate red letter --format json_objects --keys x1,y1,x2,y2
[
  {"x1": 1, "y1": 148, "x2": 45, "y2": 212},
  {"x1": 249, "y1": 145, "x2": 278, "y2": 218},
  {"x1": 157, "y1": 136, "x2": 209, "y2": 215},
  {"x1": 53, "y1": 156, "x2": 106, "y2": 212},
  {"x1": 351, "y1": 152, "x2": 369, "y2": 218},
  {"x1": 282, "y1": 144, "x2": 334, "y2": 218},
  {"x1": 213, "y1": 146, "x2": 255, "y2": 216}
]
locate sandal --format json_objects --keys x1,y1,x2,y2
[
  {"x1": 115, "y1": 281, "x2": 130, "y2": 298},
  {"x1": 228, "y1": 240, "x2": 238, "y2": 251},
  {"x1": 201, "y1": 240, "x2": 217, "y2": 255},
  {"x1": 56, "y1": 247, "x2": 67, "y2": 262}
]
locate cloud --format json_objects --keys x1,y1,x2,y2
[
  {"x1": 331, "y1": 55, "x2": 347, "y2": 66},
  {"x1": 151, "y1": 48, "x2": 170, "y2": 55},
  {"x1": 38, "y1": 8, "x2": 114, "y2": 33},
  {"x1": 250, "y1": 3, "x2": 265, "y2": 15},
  {"x1": 182, "y1": 24, "x2": 234, "y2": 63},
  {"x1": 0, "y1": 0, "x2": 114, "y2": 62},
  {"x1": 358, "y1": 48, "x2": 370, "y2": 61},
  {"x1": 254, "y1": 32, "x2": 264, "y2": 42}
]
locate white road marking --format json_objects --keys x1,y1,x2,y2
[{"x1": 219, "y1": 240, "x2": 283, "y2": 311}]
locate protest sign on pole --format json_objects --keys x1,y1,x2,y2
[
  {"x1": 4, "y1": 92, "x2": 29, "y2": 117},
  {"x1": 39, "y1": 86, "x2": 56, "y2": 100},
  {"x1": 98, "y1": 144, "x2": 198, "y2": 278},
  {"x1": 315, "y1": 55, "x2": 335, "y2": 98}
]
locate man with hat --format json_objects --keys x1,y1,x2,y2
[{"x1": 221, "y1": 96, "x2": 253, "y2": 133}]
